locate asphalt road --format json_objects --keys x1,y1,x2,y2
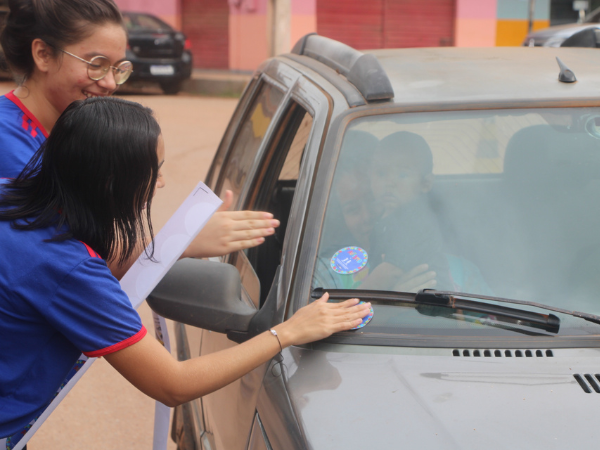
[{"x1": 0, "y1": 81, "x2": 239, "y2": 449}]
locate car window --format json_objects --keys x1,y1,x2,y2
[
  {"x1": 205, "y1": 79, "x2": 258, "y2": 189},
  {"x1": 216, "y1": 81, "x2": 285, "y2": 204},
  {"x1": 244, "y1": 103, "x2": 314, "y2": 304},
  {"x1": 313, "y1": 108, "x2": 600, "y2": 337},
  {"x1": 279, "y1": 112, "x2": 312, "y2": 180}
]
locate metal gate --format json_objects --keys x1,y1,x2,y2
[
  {"x1": 181, "y1": 0, "x2": 229, "y2": 69},
  {"x1": 317, "y1": 0, "x2": 456, "y2": 49}
]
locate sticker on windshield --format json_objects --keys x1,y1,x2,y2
[
  {"x1": 331, "y1": 246, "x2": 368, "y2": 274},
  {"x1": 352, "y1": 301, "x2": 374, "y2": 330}
]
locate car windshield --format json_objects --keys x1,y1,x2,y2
[
  {"x1": 123, "y1": 14, "x2": 172, "y2": 32},
  {"x1": 313, "y1": 108, "x2": 600, "y2": 337}
]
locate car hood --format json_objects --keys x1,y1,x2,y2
[{"x1": 284, "y1": 346, "x2": 600, "y2": 449}]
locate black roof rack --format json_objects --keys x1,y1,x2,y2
[{"x1": 290, "y1": 33, "x2": 394, "y2": 103}]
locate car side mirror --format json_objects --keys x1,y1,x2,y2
[
  {"x1": 561, "y1": 27, "x2": 600, "y2": 47},
  {"x1": 147, "y1": 258, "x2": 257, "y2": 333}
]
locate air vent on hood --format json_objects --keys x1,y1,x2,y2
[
  {"x1": 452, "y1": 349, "x2": 554, "y2": 357},
  {"x1": 574, "y1": 374, "x2": 600, "y2": 393}
]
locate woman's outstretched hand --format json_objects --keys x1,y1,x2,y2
[
  {"x1": 182, "y1": 190, "x2": 280, "y2": 259},
  {"x1": 275, "y1": 293, "x2": 371, "y2": 347}
]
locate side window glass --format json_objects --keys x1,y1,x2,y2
[
  {"x1": 216, "y1": 82, "x2": 285, "y2": 204},
  {"x1": 279, "y1": 112, "x2": 312, "y2": 180},
  {"x1": 245, "y1": 103, "x2": 314, "y2": 304},
  {"x1": 206, "y1": 78, "x2": 258, "y2": 188}
]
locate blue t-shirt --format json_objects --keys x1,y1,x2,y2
[
  {"x1": 0, "y1": 205, "x2": 146, "y2": 437},
  {"x1": 0, "y1": 91, "x2": 48, "y2": 179}
]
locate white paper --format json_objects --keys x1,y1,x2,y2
[
  {"x1": 13, "y1": 181, "x2": 222, "y2": 450},
  {"x1": 120, "y1": 181, "x2": 222, "y2": 307}
]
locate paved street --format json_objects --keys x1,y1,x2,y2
[{"x1": 0, "y1": 81, "x2": 239, "y2": 449}]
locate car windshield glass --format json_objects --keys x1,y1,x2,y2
[{"x1": 313, "y1": 108, "x2": 600, "y2": 337}]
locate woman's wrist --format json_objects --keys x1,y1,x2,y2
[{"x1": 271, "y1": 323, "x2": 294, "y2": 349}]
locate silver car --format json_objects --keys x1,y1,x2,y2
[
  {"x1": 523, "y1": 6, "x2": 600, "y2": 47},
  {"x1": 150, "y1": 35, "x2": 600, "y2": 449}
]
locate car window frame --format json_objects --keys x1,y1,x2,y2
[
  {"x1": 239, "y1": 100, "x2": 312, "y2": 298},
  {"x1": 213, "y1": 76, "x2": 295, "y2": 209},
  {"x1": 220, "y1": 70, "x2": 333, "y2": 319},
  {"x1": 207, "y1": 60, "x2": 307, "y2": 309}
]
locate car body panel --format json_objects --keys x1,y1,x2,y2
[{"x1": 270, "y1": 345, "x2": 600, "y2": 449}]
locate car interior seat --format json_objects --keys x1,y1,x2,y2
[{"x1": 502, "y1": 123, "x2": 600, "y2": 302}]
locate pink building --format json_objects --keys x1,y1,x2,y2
[{"x1": 115, "y1": 0, "x2": 552, "y2": 72}]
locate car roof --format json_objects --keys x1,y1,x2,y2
[
  {"x1": 365, "y1": 46, "x2": 600, "y2": 107},
  {"x1": 287, "y1": 35, "x2": 600, "y2": 109}
]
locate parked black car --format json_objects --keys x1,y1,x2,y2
[{"x1": 123, "y1": 12, "x2": 193, "y2": 95}]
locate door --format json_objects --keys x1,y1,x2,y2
[{"x1": 181, "y1": 64, "x2": 331, "y2": 450}]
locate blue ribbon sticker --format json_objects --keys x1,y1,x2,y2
[
  {"x1": 352, "y1": 301, "x2": 374, "y2": 330},
  {"x1": 330, "y1": 246, "x2": 368, "y2": 275}
]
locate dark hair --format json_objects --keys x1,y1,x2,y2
[
  {"x1": 377, "y1": 131, "x2": 434, "y2": 175},
  {"x1": 0, "y1": 0, "x2": 123, "y2": 78},
  {"x1": 0, "y1": 97, "x2": 161, "y2": 264}
]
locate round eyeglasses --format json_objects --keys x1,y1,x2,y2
[{"x1": 60, "y1": 49, "x2": 133, "y2": 85}]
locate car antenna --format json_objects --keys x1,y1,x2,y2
[{"x1": 556, "y1": 57, "x2": 577, "y2": 83}]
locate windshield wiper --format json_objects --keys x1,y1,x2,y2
[
  {"x1": 312, "y1": 287, "x2": 561, "y2": 334},
  {"x1": 419, "y1": 289, "x2": 600, "y2": 327}
]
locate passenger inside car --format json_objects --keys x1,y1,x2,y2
[
  {"x1": 315, "y1": 130, "x2": 490, "y2": 294},
  {"x1": 368, "y1": 131, "x2": 492, "y2": 293}
]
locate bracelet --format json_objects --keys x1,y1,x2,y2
[{"x1": 269, "y1": 329, "x2": 283, "y2": 353}]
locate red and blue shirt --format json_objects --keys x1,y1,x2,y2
[
  {"x1": 0, "y1": 91, "x2": 48, "y2": 179},
  {"x1": 0, "y1": 195, "x2": 146, "y2": 437}
]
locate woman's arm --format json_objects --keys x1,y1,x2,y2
[
  {"x1": 105, "y1": 294, "x2": 369, "y2": 407},
  {"x1": 108, "y1": 190, "x2": 280, "y2": 280}
]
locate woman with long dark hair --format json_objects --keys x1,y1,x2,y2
[
  {"x1": 0, "y1": 0, "x2": 279, "y2": 278},
  {"x1": 0, "y1": 97, "x2": 369, "y2": 448}
]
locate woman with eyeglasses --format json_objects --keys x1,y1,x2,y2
[
  {"x1": 0, "y1": 96, "x2": 370, "y2": 450},
  {"x1": 0, "y1": 0, "x2": 279, "y2": 278}
]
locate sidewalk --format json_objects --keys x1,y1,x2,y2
[{"x1": 182, "y1": 69, "x2": 253, "y2": 97}]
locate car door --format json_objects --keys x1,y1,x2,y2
[{"x1": 177, "y1": 63, "x2": 331, "y2": 450}]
